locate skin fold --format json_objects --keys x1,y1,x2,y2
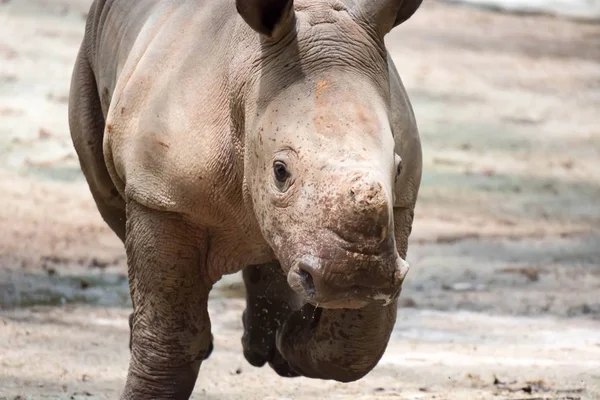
[{"x1": 69, "y1": 0, "x2": 423, "y2": 398}]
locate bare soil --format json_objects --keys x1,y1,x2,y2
[{"x1": 1, "y1": 1, "x2": 599, "y2": 399}]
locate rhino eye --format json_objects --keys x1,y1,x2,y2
[
  {"x1": 396, "y1": 160, "x2": 403, "y2": 177},
  {"x1": 273, "y1": 161, "x2": 290, "y2": 187}
]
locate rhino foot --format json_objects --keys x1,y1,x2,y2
[
  {"x1": 268, "y1": 347, "x2": 300, "y2": 378},
  {"x1": 242, "y1": 308, "x2": 301, "y2": 378},
  {"x1": 242, "y1": 263, "x2": 303, "y2": 378}
]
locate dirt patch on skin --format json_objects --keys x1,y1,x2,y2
[{"x1": 1, "y1": 0, "x2": 600, "y2": 399}]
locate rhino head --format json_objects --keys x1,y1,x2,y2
[{"x1": 238, "y1": 0, "x2": 421, "y2": 310}]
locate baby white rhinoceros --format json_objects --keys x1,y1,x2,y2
[{"x1": 69, "y1": 0, "x2": 423, "y2": 398}]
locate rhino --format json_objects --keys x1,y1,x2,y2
[{"x1": 69, "y1": 0, "x2": 423, "y2": 398}]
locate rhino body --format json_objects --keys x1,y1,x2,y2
[{"x1": 69, "y1": 0, "x2": 423, "y2": 398}]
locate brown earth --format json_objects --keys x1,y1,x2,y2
[{"x1": 1, "y1": 0, "x2": 599, "y2": 399}]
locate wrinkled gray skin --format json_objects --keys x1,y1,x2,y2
[{"x1": 69, "y1": 0, "x2": 422, "y2": 398}]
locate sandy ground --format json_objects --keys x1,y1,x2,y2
[{"x1": 1, "y1": 0, "x2": 600, "y2": 399}]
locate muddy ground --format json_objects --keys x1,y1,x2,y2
[{"x1": 1, "y1": 0, "x2": 599, "y2": 399}]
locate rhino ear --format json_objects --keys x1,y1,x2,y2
[
  {"x1": 353, "y1": 0, "x2": 422, "y2": 36},
  {"x1": 236, "y1": 0, "x2": 296, "y2": 39}
]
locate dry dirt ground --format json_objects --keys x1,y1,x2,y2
[{"x1": 1, "y1": 1, "x2": 600, "y2": 399}]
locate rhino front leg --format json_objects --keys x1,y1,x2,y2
[
  {"x1": 128, "y1": 311, "x2": 214, "y2": 359},
  {"x1": 276, "y1": 302, "x2": 397, "y2": 383},
  {"x1": 122, "y1": 200, "x2": 213, "y2": 400},
  {"x1": 242, "y1": 262, "x2": 303, "y2": 377}
]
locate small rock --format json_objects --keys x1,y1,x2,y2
[
  {"x1": 70, "y1": 392, "x2": 92, "y2": 399},
  {"x1": 89, "y1": 258, "x2": 110, "y2": 269},
  {"x1": 47, "y1": 93, "x2": 69, "y2": 103},
  {"x1": 38, "y1": 128, "x2": 53, "y2": 138},
  {"x1": 442, "y1": 282, "x2": 486, "y2": 292},
  {"x1": 493, "y1": 375, "x2": 508, "y2": 386},
  {"x1": 398, "y1": 297, "x2": 417, "y2": 308},
  {"x1": 542, "y1": 182, "x2": 558, "y2": 194},
  {"x1": 498, "y1": 267, "x2": 540, "y2": 282},
  {"x1": 562, "y1": 159, "x2": 574, "y2": 169},
  {"x1": 481, "y1": 167, "x2": 495, "y2": 177}
]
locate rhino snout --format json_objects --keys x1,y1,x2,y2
[{"x1": 286, "y1": 255, "x2": 409, "y2": 309}]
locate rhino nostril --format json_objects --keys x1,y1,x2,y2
[{"x1": 297, "y1": 267, "x2": 316, "y2": 299}]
